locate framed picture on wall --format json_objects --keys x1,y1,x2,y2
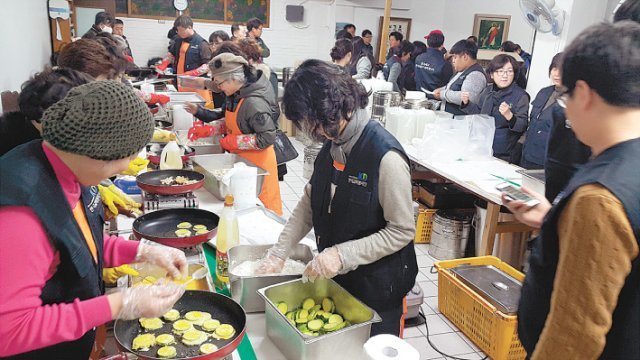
[
  {"x1": 376, "y1": 16, "x2": 411, "y2": 61},
  {"x1": 473, "y1": 14, "x2": 511, "y2": 50}
]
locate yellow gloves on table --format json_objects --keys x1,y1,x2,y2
[
  {"x1": 98, "y1": 184, "x2": 142, "y2": 219},
  {"x1": 103, "y1": 264, "x2": 140, "y2": 286},
  {"x1": 120, "y1": 157, "x2": 149, "y2": 176},
  {"x1": 153, "y1": 128, "x2": 177, "y2": 143}
]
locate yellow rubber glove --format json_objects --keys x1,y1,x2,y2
[
  {"x1": 120, "y1": 157, "x2": 149, "y2": 176},
  {"x1": 98, "y1": 184, "x2": 142, "y2": 218},
  {"x1": 152, "y1": 128, "x2": 177, "y2": 143},
  {"x1": 103, "y1": 265, "x2": 140, "y2": 286},
  {"x1": 98, "y1": 184, "x2": 127, "y2": 217}
]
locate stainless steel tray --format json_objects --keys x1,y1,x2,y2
[
  {"x1": 258, "y1": 278, "x2": 381, "y2": 360},
  {"x1": 192, "y1": 154, "x2": 267, "y2": 200},
  {"x1": 165, "y1": 92, "x2": 206, "y2": 104},
  {"x1": 228, "y1": 244, "x2": 314, "y2": 313},
  {"x1": 450, "y1": 264, "x2": 522, "y2": 314}
]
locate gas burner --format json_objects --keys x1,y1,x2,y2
[
  {"x1": 142, "y1": 191, "x2": 199, "y2": 211},
  {"x1": 182, "y1": 244, "x2": 206, "y2": 264}
]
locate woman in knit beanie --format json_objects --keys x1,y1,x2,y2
[{"x1": 0, "y1": 80, "x2": 187, "y2": 359}]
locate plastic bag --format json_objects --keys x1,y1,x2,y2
[{"x1": 455, "y1": 114, "x2": 496, "y2": 160}]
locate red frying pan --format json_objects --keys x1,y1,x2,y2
[
  {"x1": 114, "y1": 290, "x2": 246, "y2": 360},
  {"x1": 132, "y1": 208, "x2": 219, "y2": 248},
  {"x1": 136, "y1": 170, "x2": 204, "y2": 195}
]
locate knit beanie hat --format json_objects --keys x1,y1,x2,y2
[
  {"x1": 42, "y1": 80, "x2": 154, "y2": 161},
  {"x1": 208, "y1": 53, "x2": 248, "y2": 76}
]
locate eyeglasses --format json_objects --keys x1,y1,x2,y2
[
  {"x1": 213, "y1": 79, "x2": 227, "y2": 87},
  {"x1": 494, "y1": 69, "x2": 514, "y2": 76}
]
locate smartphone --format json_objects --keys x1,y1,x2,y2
[{"x1": 495, "y1": 183, "x2": 540, "y2": 207}]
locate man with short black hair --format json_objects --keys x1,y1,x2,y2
[
  {"x1": 415, "y1": 30, "x2": 453, "y2": 98},
  {"x1": 434, "y1": 39, "x2": 486, "y2": 115},
  {"x1": 343, "y1": 23, "x2": 356, "y2": 37},
  {"x1": 231, "y1": 23, "x2": 246, "y2": 40},
  {"x1": 247, "y1": 17, "x2": 270, "y2": 59},
  {"x1": 82, "y1": 11, "x2": 114, "y2": 39},
  {"x1": 361, "y1": 29, "x2": 374, "y2": 56},
  {"x1": 112, "y1": 19, "x2": 132, "y2": 58},
  {"x1": 512, "y1": 21, "x2": 640, "y2": 359},
  {"x1": 156, "y1": 16, "x2": 213, "y2": 101},
  {"x1": 385, "y1": 31, "x2": 403, "y2": 60}
]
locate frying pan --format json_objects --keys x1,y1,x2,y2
[
  {"x1": 114, "y1": 290, "x2": 246, "y2": 360},
  {"x1": 137, "y1": 170, "x2": 204, "y2": 195},
  {"x1": 132, "y1": 208, "x2": 219, "y2": 248},
  {"x1": 154, "y1": 120, "x2": 174, "y2": 130},
  {"x1": 146, "y1": 144, "x2": 195, "y2": 165}
]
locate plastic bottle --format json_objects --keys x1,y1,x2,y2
[
  {"x1": 216, "y1": 195, "x2": 239, "y2": 284},
  {"x1": 159, "y1": 141, "x2": 183, "y2": 170}
]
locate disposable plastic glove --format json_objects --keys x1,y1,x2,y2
[
  {"x1": 121, "y1": 157, "x2": 149, "y2": 176},
  {"x1": 116, "y1": 283, "x2": 185, "y2": 320},
  {"x1": 103, "y1": 264, "x2": 140, "y2": 286},
  {"x1": 303, "y1": 247, "x2": 342, "y2": 281},
  {"x1": 135, "y1": 243, "x2": 188, "y2": 280},
  {"x1": 254, "y1": 254, "x2": 285, "y2": 275}
]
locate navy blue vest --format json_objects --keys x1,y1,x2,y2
[
  {"x1": 415, "y1": 48, "x2": 453, "y2": 96},
  {"x1": 519, "y1": 138, "x2": 640, "y2": 359},
  {"x1": 521, "y1": 86, "x2": 556, "y2": 168},
  {"x1": 171, "y1": 32, "x2": 207, "y2": 72},
  {"x1": 445, "y1": 63, "x2": 486, "y2": 116},
  {"x1": 310, "y1": 121, "x2": 418, "y2": 311},
  {"x1": 0, "y1": 141, "x2": 105, "y2": 359}
]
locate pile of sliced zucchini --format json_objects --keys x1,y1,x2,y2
[{"x1": 277, "y1": 297, "x2": 351, "y2": 337}]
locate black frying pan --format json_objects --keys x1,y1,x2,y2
[
  {"x1": 133, "y1": 208, "x2": 219, "y2": 248},
  {"x1": 114, "y1": 291, "x2": 246, "y2": 360},
  {"x1": 137, "y1": 170, "x2": 204, "y2": 195}
]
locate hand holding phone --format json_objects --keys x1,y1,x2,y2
[{"x1": 496, "y1": 183, "x2": 540, "y2": 207}]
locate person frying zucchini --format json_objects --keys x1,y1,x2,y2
[
  {"x1": 0, "y1": 81, "x2": 187, "y2": 359},
  {"x1": 257, "y1": 60, "x2": 418, "y2": 336}
]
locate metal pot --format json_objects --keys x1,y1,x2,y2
[
  {"x1": 429, "y1": 209, "x2": 472, "y2": 260},
  {"x1": 371, "y1": 90, "x2": 401, "y2": 125}
]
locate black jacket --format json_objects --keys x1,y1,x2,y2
[
  {"x1": 0, "y1": 112, "x2": 40, "y2": 157},
  {"x1": 463, "y1": 83, "x2": 530, "y2": 161},
  {"x1": 520, "y1": 86, "x2": 558, "y2": 169},
  {"x1": 414, "y1": 48, "x2": 453, "y2": 95},
  {"x1": 81, "y1": 25, "x2": 102, "y2": 39},
  {"x1": 195, "y1": 70, "x2": 278, "y2": 149}
]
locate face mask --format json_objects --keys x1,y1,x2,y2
[{"x1": 102, "y1": 26, "x2": 112, "y2": 34}]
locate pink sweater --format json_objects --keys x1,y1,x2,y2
[{"x1": 0, "y1": 144, "x2": 139, "y2": 356}]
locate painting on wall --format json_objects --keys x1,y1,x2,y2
[
  {"x1": 335, "y1": 22, "x2": 351, "y2": 38},
  {"x1": 473, "y1": 14, "x2": 511, "y2": 50},
  {"x1": 376, "y1": 17, "x2": 412, "y2": 61}
]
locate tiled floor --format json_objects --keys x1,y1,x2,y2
[{"x1": 279, "y1": 138, "x2": 487, "y2": 359}]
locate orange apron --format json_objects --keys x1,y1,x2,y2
[
  {"x1": 225, "y1": 98, "x2": 283, "y2": 215},
  {"x1": 177, "y1": 42, "x2": 213, "y2": 105}
]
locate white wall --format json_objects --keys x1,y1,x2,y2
[
  {"x1": 526, "y1": 0, "x2": 609, "y2": 97},
  {"x1": 0, "y1": 0, "x2": 52, "y2": 112}
]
